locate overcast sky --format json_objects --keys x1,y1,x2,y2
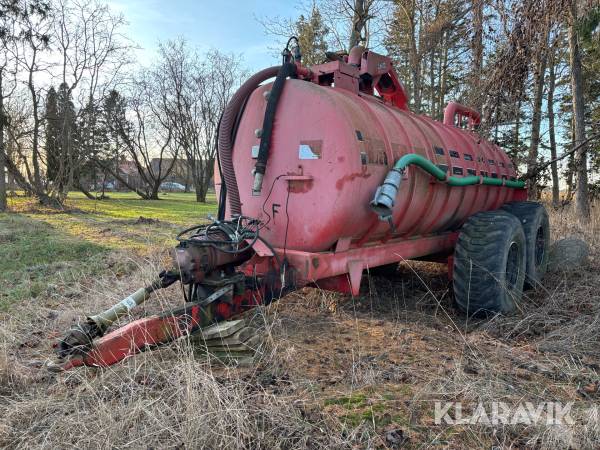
[{"x1": 107, "y1": 0, "x2": 299, "y2": 71}]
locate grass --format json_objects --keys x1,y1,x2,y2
[
  {"x1": 0, "y1": 214, "x2": 107, "y2": 309},
  {"x1": 8, "y1": 191, "x2": 217, "y2": 223},
  {"x1": 1, "y1": 195, "x2": 599, "y2": 448},
  {"x1": 59, "y1": 191, "x2": 217, "y2": 224},
  {"x1": 0, "y1": 191, "x2": 216, "y2": 309}
]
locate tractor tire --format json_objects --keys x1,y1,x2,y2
[
  {"x1": 453, "y1": 210, "x2": 526, "y2": 316},
  {"x1": 501, "y1": 201, "x2": 550, "y2": 289}
]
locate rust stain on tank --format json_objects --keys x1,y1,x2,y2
[
  {"x1": 336, "y1": 171, "x2": 371, "y2": 190},
  {"x1": 288, "y1": 180, "x2": 313, "y2": 193}
]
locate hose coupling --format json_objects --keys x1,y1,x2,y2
[
  {"x1": 370, "y1": 167, "x2": 404, "y2": 221},
  {"x1": 252, "y1": 171, "x2": 264, "y2": 196}
]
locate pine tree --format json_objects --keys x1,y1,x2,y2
[
  {"x1": 102, "y1": 89, "x2": 127, "y2": 170},
  {"x1": 44, "y1": 86, "x2": 60, "y2": 183},
  {"x1": 54, "y1": 82, "x2": 78, "y2": 191},
  {"x1": 295, "y1": 5, "x2": 329, "y2": 66}
]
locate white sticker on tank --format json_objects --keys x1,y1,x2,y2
[
  {"x1": 251, "y1": 145, "x2": 259, "y2": 158},
  {"x1": 299, "y1": 144, "x2": 320, "y2": 160}
]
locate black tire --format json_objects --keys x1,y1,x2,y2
[
  {"x1": 453, "y1": 210, "x2": 526, "y2": 315},
  {"x1": 501, "y1": 201, "x2": 550, "y2": 289}
]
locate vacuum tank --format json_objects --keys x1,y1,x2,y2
[{"x1": 216, "y1": 48, "x2": 523, "y2": 253}]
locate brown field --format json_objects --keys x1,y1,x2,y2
[{"x1": 1, "y1": 196, "x2": 599, "y2": 449}]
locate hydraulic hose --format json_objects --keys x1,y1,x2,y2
[
  {"x1": 218, "y1": 66, "x2": 281, "y2": 216},
  {"x1": 253, "y1": 62, "x2": 298, "y2": 195},
  {"x1": 371, "y1": 153, "x2": 525, "y2": 220}
]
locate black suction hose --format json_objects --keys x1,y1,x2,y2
[{"x1": 252, "y1": 62, "x2": 297, "y2": 194}]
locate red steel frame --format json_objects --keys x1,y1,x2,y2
[{"x1": 247, "y1": 232, "x2": 459, "y2": 296}]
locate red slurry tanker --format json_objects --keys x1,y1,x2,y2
[{"x1": 53, "y1": 41, "x2": 549, "y2": 370}]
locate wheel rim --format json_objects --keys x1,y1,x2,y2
[
  {"x1": 534, "y1": 226, "x2": 546, "y2": 267},
  {"x1": 506, "y1": 241, "x2": 520, "y2": 289}
]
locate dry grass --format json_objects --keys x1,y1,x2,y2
[{"x1": 1, "y1": 202, "x2": 599, "y2": 449}]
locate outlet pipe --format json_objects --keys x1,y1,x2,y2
[{"x1": 371, "y1": 153, "x2": 525, "y2": 220}]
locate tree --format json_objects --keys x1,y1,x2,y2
[
  {"x1": 526, "y1": 21, "x2": 550, "y2": 198},
  {"x1": 469, "y1": 0, "x2": 483, "y2": 112},
  {"x1": 349, "y1": 0, "x2": 371, "y2": 49},
  {"x1": 0, "y1": 0, "x2": 51, "y2": 210},
  {"x1": 155, "y1": 41, "x2": 242, "y2": 202},
  {"x1": 385, "y1": 0, "x2": 467, "y2": 115},
  {"x1": 547, "y1": 37, "x2": 559, "y2": 207},
  {"x1": 99, "y1": 82, "x2": 177, "y2": 200},
  {"x1": 568, "y1": 0, "x2": 590, "y2": 221},
  {"x1": 11, "y1": 0, "x2": 55, "y2": 205},
  {"x1": 0, "y1": 64, "x2": 7, "y2": 211},
  {"x1": 295, "y1": 5, "x2": 329, "y2": 65},
  {"x1": 259, "y1": 2, "x2": 330, "y2": 65},
  {"x1": 0, "y1": 0, "x2": 129, "y2": 207},
  {"x1": 44, "y1": 86, "x2": 60, "y2": 183},
  {"x1": 51, "y1": 0, "x2": 131, "y2": 201}
]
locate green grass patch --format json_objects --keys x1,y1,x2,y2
[
  {"x1": 324, "y1": 390, "x2": 411, "y2": 429},
  {"x1": 1, "y1": 192, "x2": 218, "y2": 309},
  {"x1": 9, "y1": 191, "x2": 217, "y2": 224},
  {"x1": 6, "y1": 192, "x2": 218, "y2": 251},
  {"x1": 0, "y1": 214, "x2": 107, "y2": 309},
  {"x1": 62, "y1": 191, "x2": 217, "y2": 224},
  {"x1": 324, "y1": 393, "x2": 368, "y2": 408}
]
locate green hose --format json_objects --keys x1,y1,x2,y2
[
  {"x1": 370, "y1": 153, "x2": 525, "y2": 221},
  {"x1": 394, "y1": 153, "x2": 525, "y2": 188}
]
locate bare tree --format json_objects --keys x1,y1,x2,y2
[
  {"x1": 526, "y1": 19, "x2": 550, "y2": 198},
  {"x1": 469, "y1": 0, "x2": 483, "y2": 112},
  {"x1": 99, "y1": 81, "x2": 177, "y2": 200},
  {"x1": 0, "y1": 0, "x2": 129, "y2": 207},
  {"x1": 156, "y1": 40, "x2": 242, "y2": 202},
  {"x1": 8, "y1": 2, "x2": 56, "y2": 205},
  {"x1": 51, "y1": 0, "x2": 131, "y2": 201}
]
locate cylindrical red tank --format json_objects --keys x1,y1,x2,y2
[{"x1": 215, "y1": 72, "x2": 521, "y2": 253}]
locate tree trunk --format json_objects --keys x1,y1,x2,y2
[
  {"x1": 0, "y1": 69, "x2": 6, "y2": 212},
  {"x1": 75, "y1": 179, "x2": 96, "y2": 200},
  {"x1": 526, "y1": 46, "x2": 547, "y2": 199},
  {"x1": 349, "y1": 0, "x2": 367, "y2": 50},
  {"x1": 513, "y1": 97, "x2": 522, "y2": 161},
  {"x1": 470, "y1": 0, "x2": 484, "y2": 112},
  {"x1": 438, "y1": 32, "x2": 448, "y2": 121},
  {"x1": 568, "y1": 0, "x2": 590, "y2": 220},
  {"x1": 408, "y1": 7, "x2": 421, "y2": 112},
  {"x1": 565, "y1": 117, "x2": 575, "y2": 201},
  {"x1": 547, "y1": 44, "x2": 559, "y2": 208},
  {"x1": 429, "y1": 48, "x2": 436, "y2": 117}
]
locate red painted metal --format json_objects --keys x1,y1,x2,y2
[
  {"x1": 443, "y1": 101, "x2": 481, "y2": 128},
  {"x1": 215, "y1": 49, "x2": 524, "y2": 260},
  {"x1": 55, "y1": 290, "x2": 264, "y2": 370}
]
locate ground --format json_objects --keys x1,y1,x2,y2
[{"x1": 1, "y1": 192, "x2": 599, "y2": 449}]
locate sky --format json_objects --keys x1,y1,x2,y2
[{"x1": 106, "y1": 0, "x2": 300, "y2": 71}]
